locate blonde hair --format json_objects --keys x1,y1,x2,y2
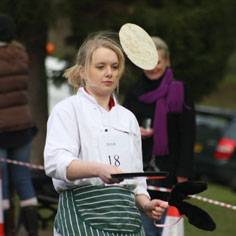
[
  {"x1": 64, "y1": 32, "x2": 125, "y2": 89},
  {"x1": 151, "y1": 36, "x2": 170, "y2": 60}
]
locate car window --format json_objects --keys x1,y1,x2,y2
[
  {"x1": 224, "y1": 119, "x2": 236, "y2": 139},
  {"x1": 196, "y1": 115, "x2": 229, "y2": 129},
  {"x1": 196, "y1": 114, "x2": 230, "y2": 142}
]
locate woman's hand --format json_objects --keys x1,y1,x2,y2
[
  {"x1": 97, "y1": 163, "x2": 124, "y2": 184},
  {"x1": 140, "y1": 127, "x2": 154, "y2": 138},
  {"x1": 177, "y1": 176, "x2": 188, "y2": 183},
  {"x1": 143, "y1": 199, "x2": 168, "y2": 220},
  {"x1": 136, "y1": 194, "x2": 168, "y2": 220}
]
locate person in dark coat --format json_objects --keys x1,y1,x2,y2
[
  {"x1": 123, "y1": 36, "x2": 196, "y2": 236},
  {"x1": 0, "y1": 14, "x2": 38, "y2": 236}
]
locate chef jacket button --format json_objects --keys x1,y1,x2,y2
[{"x1": 105, "y1": 129, "x2": 108, "y2": 132}]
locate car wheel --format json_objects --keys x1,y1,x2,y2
[{"x1": 198, "y1": 174, "x2": 210, "y2": 183}]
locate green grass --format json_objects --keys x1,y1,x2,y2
[{"x1": 184, "y1": 182, "x2": 236, "y2": 236}]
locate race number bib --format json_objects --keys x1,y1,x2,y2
[{"x1": 98, "y1": 127, "x2": 133, "y2": 171}]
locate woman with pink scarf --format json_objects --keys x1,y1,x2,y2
[{"x1": 124, "y1": 36, "x2": 196, "y2": 236}]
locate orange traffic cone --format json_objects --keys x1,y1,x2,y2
[
  {"x1": 0, "y1": 171, "x2": 4, "y2": 236},
  {"x1": 162, "y1": 206, "x2": 184, "y2": 236}
]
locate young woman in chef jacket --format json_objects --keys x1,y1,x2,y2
[{"x1": 44, "y1": 32, "x2": 168, "y2": 236}]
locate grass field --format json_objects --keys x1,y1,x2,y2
[{"x1": 184, "y1": 182, "x2": 236, "y2": 236}]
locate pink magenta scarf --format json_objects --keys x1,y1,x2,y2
[{"x1": 138, "y1": 68, "x2": 184, "y2": 156}]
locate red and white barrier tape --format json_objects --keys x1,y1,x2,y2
[
  {"x1": 0, "y1": 159, "x2": 235, "y2": 211},
  {"x1": 148, "y1": 185, "x2": 236, "y2": 211},
  {"x1": 0, "y1": 158, "x2": 44, "y2": 170},
  {"x1": 148, "y1": 185, "x2": 172, "y2": 192},
  {"x1": 190, "y1": 194, "x2": 236, "y2": 211}
]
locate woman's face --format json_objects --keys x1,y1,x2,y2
[
  {"x1": 83, "y1": 47, "x2": 120, "y2": 97},
  {"x1": 144, "y1": 50, "x2": 170, "y2": 80}
]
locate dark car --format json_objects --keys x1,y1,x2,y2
[{"x1": 194, "y1": 105, "x2": 236, "y2": 190}]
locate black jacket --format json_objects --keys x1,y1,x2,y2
[{"x1": 123, "y1": 74, "x2": 196, "y2": 190}]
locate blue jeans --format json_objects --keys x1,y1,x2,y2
[
  {"x1": 141, "y1": 210, "x2": 166, "y2": 236},
  {"x1": 0, "y1": 142, "x2": 36, "y2": 201}
]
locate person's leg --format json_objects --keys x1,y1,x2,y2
[
  {"x1": 0, "y1": 148, "x2": 16, "y2": 236},
  {"x1": 9, "y1": 142, "x2": 38, "y2": 236},
  {"x1": 9, "y1": 142, "x2": 37, "y2": 203},
  {"x1": 0, "y1": 148, "x2": 10, "y2": 208},
  {"x1": 141, "y1": 211, "x2": 166, "y2": 236}
]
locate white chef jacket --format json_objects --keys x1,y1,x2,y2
[{"x1": 44, "y1": 87, "x2": 149, "y2": 197}]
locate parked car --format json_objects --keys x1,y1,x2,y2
[{"x1": 194, "y1": 105, "x2": 236, "y2": 191}]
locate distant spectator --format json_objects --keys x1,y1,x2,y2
[
  {"x1": 0, "y1": 14, "x2": 38, "y2": 236},
  {"x1": 123, "y1": 36, "x2": 196, "y2": 236}
]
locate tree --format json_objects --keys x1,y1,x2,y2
[
  {"x1": 153, "y1": 0, "x2": 236, "y2": 101},
  {"x1": 63, "y1": 0, "x2": 236, "y2": 101}
]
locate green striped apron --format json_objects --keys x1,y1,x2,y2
[{"x1": 54, "y1": 185, "x2": 145, "y2": 236}]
